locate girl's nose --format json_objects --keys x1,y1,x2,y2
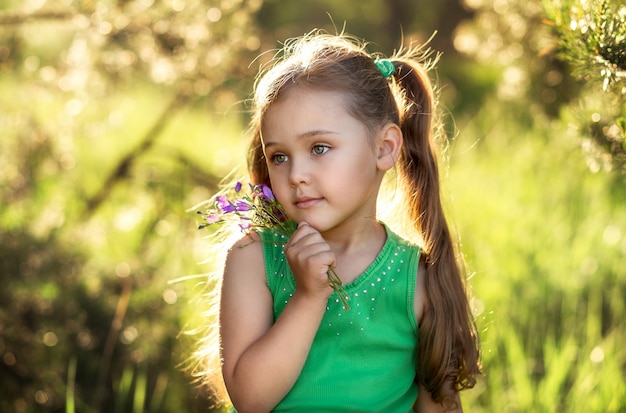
[{"x1": 288, "y1": 159, "x2": 310, "y2": 187}]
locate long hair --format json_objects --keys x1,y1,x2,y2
[{"x1": 246, "y1": 31, "x2": 481, "y2": 406}]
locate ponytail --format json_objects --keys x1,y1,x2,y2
[{"x1": 392, "y1": 59, "x2": 481, "y2": 406}]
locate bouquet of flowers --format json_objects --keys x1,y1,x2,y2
[{"x1": 197, "y1": 182, "x2": 350, "y2": 310}]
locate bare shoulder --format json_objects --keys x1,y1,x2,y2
[
  {"x1": 224, "y1": 232, "x2": 265, "y2": 274},
  {"x1": 221, "y1": 232, "x2": 270, "y2": 307},
  {"x1": 414, "y1": 259, "x2": 428, "y2": 324},
  {"x1": 220, "y1": 233, "x2": 274, "y2": 367}
]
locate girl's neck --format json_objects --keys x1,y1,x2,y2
[
  {"x1": 321, "y1": 219, "x2": 387, "y2": 284},
  {"x1": 321, "y1": 218, "x2": 383, "y2": 250}
]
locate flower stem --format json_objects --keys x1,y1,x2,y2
[{"x1": 327, "y1": 267, "x2": 350, "y2": 310}]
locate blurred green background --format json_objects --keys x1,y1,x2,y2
[{"x1": 1, "y1": 0, "x2": 624, "y2": 412}]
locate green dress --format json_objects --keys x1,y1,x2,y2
[{"x1": 258, "y1": 224, "x2": 421, "y2": 412}]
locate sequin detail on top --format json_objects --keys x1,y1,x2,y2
[{"x1": 258, "y1": 224, "x2": 421, "y2": 412}]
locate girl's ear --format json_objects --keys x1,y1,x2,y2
[{"x1": 376, "y1": 123, "x2": 403, "y2": 171}]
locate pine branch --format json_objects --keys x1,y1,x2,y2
[
  {"x1": 543, "y1": 0, "x2": 626, "y2": 174},
  {"x1": 544, "y1": 0, "x2": 626, "y2": 90}
]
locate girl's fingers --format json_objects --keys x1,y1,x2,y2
[
  {"x1": 284, "y1": 223, "x2": 337, "y2": 282},
  {"x1": 285, "y1": 221, "x2": 318, "y2": 251},
  {"x1": 288, "y1": 235, "x2": 331, "y2": 263}
]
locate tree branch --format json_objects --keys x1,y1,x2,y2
[
  {"x1": 0, "y1": 10, "x2": 75, "y2": 25},
  {"x1": 83, "y1": 93, "x2": 190, "y2": 219}
]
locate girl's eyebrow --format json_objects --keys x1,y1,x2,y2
[{"x1": 263, "y1": 129, "x2": 338, "y2": 148}]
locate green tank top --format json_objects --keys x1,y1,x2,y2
[{"x1": 259, "y1": 224, "x2": 421, "y2": 412}]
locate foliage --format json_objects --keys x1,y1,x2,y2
[
  {"x1": 0, "y1": 0, "x2": 263, "y2": 99},
  {"x1": 255, "y1": 0, "x2": 472, "y2": 55},
  {"x1": 0, "y1": 78, "x2": 246, "y2": 412},
  {"x1": 454, "y1": 0, "x2": 626, "y2": 175},
  {"x1": 544, "y1": 0, "x2": 626, "y2": 91},
  {"x1": 448, "y1": 97, "x2": 626, "y2": 411},
  {"x1": 543, "y1": 0, "x2": 626, "y2": 174},
  {"x1": 451, "y1": 0, "x2": 568, "y2": 110},
  {"x1": 0, "y1": 0, "x2": 257, "y2": 411}
]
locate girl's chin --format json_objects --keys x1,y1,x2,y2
[{"x1": 292, "y1": 217, "x2": 325, "y2": 232}]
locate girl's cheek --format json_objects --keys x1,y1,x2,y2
[
  {"x1": 271, "y1": 186, "x2": 288, "y2": 207},
  {"x1": 276, "y1": 193, "x2": 290, "y2": 209}
]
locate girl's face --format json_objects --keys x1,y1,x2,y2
[{"x1": 261, "y1": 87, "x2": 386, "y2": 233}]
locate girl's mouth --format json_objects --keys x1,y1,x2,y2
[{"x1": 294, "y1": 197, "x2": 322, "y2": 209}]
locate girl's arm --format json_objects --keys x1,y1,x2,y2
[{"x1": 220, "y1": 224, "x2": 334, "y2": 413}]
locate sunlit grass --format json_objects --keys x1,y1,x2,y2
[{"x1": 450, "y1": 98, "x2": 626, "y2": 411}]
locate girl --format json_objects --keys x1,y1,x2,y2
[{"x1": 199, "y1": 31, "x2": 481, "y2": 412}]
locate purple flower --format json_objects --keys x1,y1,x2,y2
[
  {"x1": 196, "y1": 180, "x2": 348, "y2": 309},
  {"x1": 216, "y1": 195, "x2": 236, "y2": 213},
  {"x1": 235, "y1": 200, "x2": 251, "y2": 212},
  {"x1": 204, "y1": 214, "x2": 220, "y2": 224},
  {"x1": 260, "y1": 184, "x2": 275, "y2": 201}
]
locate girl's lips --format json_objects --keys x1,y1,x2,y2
[{"x1": 294, "y1": 197, "x2": 322, "y2": 208}]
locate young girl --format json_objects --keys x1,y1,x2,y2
[{"x1": 197, "y1": 31, "x2": 481, "y2": 412}]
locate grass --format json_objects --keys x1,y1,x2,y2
[{"x1": 449, "y1": 99, "x2": 626, "y2": 411}]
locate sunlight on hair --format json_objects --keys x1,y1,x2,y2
[{"x1": 377, "y1": 169, "x2": 424, "y2": 247}]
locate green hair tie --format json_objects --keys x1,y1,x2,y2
[{"x1": 374, "y1": 58, "x2": 396, "y2": 78}]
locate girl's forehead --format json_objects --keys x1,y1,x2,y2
[
  {"x1": 260, "y1": 88, "x2": 371, "y2": 143},
  {"x1": 275, "y1": 85, "x2": 348, "y2": 105},
  {"x1": 267, "y1": 87, "x2": 346, "y2": 115},
  {"x1": 263, "y1": 89, "x2": 352, "y2": 126}
]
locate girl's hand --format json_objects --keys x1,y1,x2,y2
[{"x1": 284, "y1": 222, "x2": 335, "y2": 301}]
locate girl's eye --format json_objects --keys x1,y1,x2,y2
[
  {"x1": 271, "y1": 153, "x2": 288, "y2": 164},
  {"x1": 311, "y1": 144, "x2": 330, "y2": 156}
]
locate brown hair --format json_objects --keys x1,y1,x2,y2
[{"x1": 246, "y1": 31, "x2": 481, "y2": 406}]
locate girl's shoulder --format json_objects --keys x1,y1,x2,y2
[
  {"x1": 382, "y1": 223, "x2": 421, "y2": 256},
  {"x1": 224, "y1": 229, "x2": 288, "y2": 286},
  {"x1": 224, "y1": 232, "x2": 265, "y2": 276},
  {"x1": 221, "y1": 232, "x2": 273, "y2": 325}
]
